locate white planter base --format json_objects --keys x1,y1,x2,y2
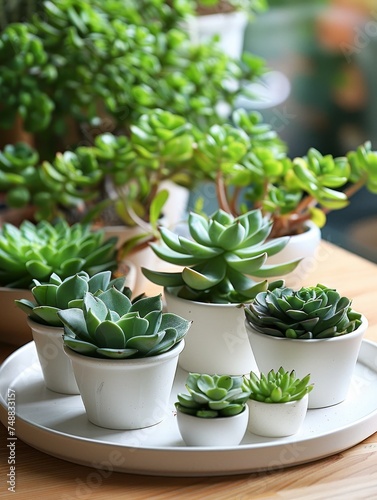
[
  {"x1": 28, "y1": 319, "x2": 79, "y2": 395},
  {"x1": 177, "y1": 406, "x2": 249, "y2": 446},
  {"x1": 165, "y1": 290, "x2": 258, "y2": 376},
  {"x1": 247, "y1": 395, "x2": 308, "y2": 437},
  {"x1": 64, "y1": 341, "x2": 184, "y2": 430}
]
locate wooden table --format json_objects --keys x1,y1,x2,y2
[{"x1": 1, "y1": 241, "x2": 377, "y2": 499}]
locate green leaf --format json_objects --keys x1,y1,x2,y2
[
  {"x1": 63, "y1": 337, "x2": 98, "y2": 354},
  {"x1": 98, "y1": 288, "x2": 132, "y2": 315},
  {"x1": 225, "y1": 253, "x2": 267, "y2": 274},
  {"x1": 141, "y1": 268, "x2": 184, "y2": 287},
  {"x1": 95, "y1": 321, "x2": 126, "y2": 349},
  {"x1": 252, "y1": 259, "x2": 302, "y2": 277}
]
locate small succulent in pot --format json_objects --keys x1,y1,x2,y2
[
  {"x1": 175, "y1": 372, "x2": 250, "y2": 418},
  {"x1": 0, "y1": 219, "x2": 118, "y2": 289},
  {"x1": 142, "y1": 208, "x2": 301, "y2": 304},
  {"x1": 243, "y1": 367, "x2": 313, "y2": 403},
  {"x1": 15, "y1": 271, "x2": 126, "y2": 327},
  {"x1": 58, "y1": 289, "x2": 191, "y2": 359},
  {"x1": 244, "y1": 283, "x2": 362, "y2": 339}
]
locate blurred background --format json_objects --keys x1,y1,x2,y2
[{"x1": 238, "y1": 0, "x2": 377, "y2": 262}]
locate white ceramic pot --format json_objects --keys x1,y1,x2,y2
[
  {"x1": 263, "y1": 221, "x2": 322, "y2": 289},
  {"x1": 64, "y1": 340, "x2": 184, "y2": 430},
  {"x1": 246, "y1": 316, "x2": 368, "y2": 409},
  {"x1": 247, "y1": 394, "x2": 308, "y2": 437},
  {"x1": 176, "y1": 406, "x2": 249, "y2": 446},
  {"x1": 186, "y1": 11, "x2": 248, "y2": 59},
  {"x1": 164, "y1": 289, "x2": 258, "y2": 376},
  {"x1": 0, "y1": 287, "x2": 33, "y2": 346},
  {"x1": 28, "y1": 318, "x2": 79, "y2": 395}
]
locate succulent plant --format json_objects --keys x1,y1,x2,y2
[
  {"x1": 0, "y1": 219, "x2": 118, "y2": 289},
  {"x1": 244, "y1": 283, "x2": 363, "y2": 339},
  {"x1": 142, "y1": 208, "x2": 301, "y2": 303},
  {"x1": 15, "y1": 271, "x2": 126, "y2": 327},
  {"x1": 243, "y1": 367, "x2": 313, "y2": 403},
  {"x1": 58, "y1": 290, "x2": 191, "y2": 359},
  {"x1": 175, "y1": 372, "x2": 250, "y2": 418}
]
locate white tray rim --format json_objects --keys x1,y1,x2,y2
[{"x1": 1, "y1": 340, "x2": 377, "y2": 476}]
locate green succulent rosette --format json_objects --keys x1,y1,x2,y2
[{"x1": 245, "y1": 283, "x2": 362, "y2": 339}]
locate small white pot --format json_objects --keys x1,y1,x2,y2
[
  {"x1": 246, "y1": 316, "x2": 368, "y2": 408},
  {"x1": 28, "y1": 318, "x2": 79, "y2": 395},
  {"x1": 247, "y1": 394, "x2": 309, "y2": 438},
  {"x1": 64, "y1": 340, "x2": 184, "y2": 430},
  {"x1": 176, "y1": 406, "x2": 249, "y2": 447},
  {"x1": 165, "y1": 289, "x2": 258, "y2": 376},
  {"x1": 261, "y1": 221, "x2": 322, "y2": 289}
]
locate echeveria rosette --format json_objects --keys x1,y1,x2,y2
[
  {"x1": 175, "y1": 373, "x2": 250, "y2": 418},
  {"x1": 0, "y1": 219, "x2": 118, "y2": 289},
  {"x1": 142, "y1": 208, "x2": 301, "y2": 303},
  {"x1": 59, "y1": 289, "x2": 191, "y2": 359},
  {"x1": 15, "y1": 271, "x2": 127, "y2": 327},
  {"x1": 243, "y1": 367, "x2": 313, "y2": 403},
  {"x1": 245, "y1": 283, "x2": 362, "y2": 339}
]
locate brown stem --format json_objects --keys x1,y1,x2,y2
[{"x1": 216, "y1": 170, "x2": 232, "y2": 214}]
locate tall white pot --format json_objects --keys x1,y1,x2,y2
[
  {"x1": 164, "y1": 289, "x2": 257, "y2": 376},
  {"x1": 64, "y1": 340, "x2": 184, "y2": 430},
  {"x1": 246, "y1": 316, "x2": 368, "y2": 409},
  {"x1": 28, "y1": 319, "x2": 79, "y2": 395}
]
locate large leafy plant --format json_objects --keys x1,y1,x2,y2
[
  {"x1": 142, "y1": 208, "x2": 300, "y2": 303},
  {"x1": 0, "y1": 0, "x2": 266, "y2": 158},
  {"x1": 244, "y1": 283, "x2": 362, "y2": 339},
  {"x1": 175, "y1": 372, "x2": 250, "y2": 418},
  {"x1": 58, "y1": 289, "x2": 191, "y2": 359},
  {"x1": 0, "y1": 219, "x2": 118, "y2": 289}
]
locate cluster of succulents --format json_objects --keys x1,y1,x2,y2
[
  {"x1": 16, "y1": 271, "x2": 126, "y2": 327},
  {"x1": 244, "y1": 283, "x2": 362, "y2": 339},
  {"x1": 0, "y1": 219, "x2": 118, "y2": 289},
  {"x1": 175, "y1": 373, "x2": 250, "y2": 418},
  {"x1": 58, "y1": 290, "x2": 191, "y2": 359},
  {"x1": 243, "y1": 367, "x2": 313, "y2": 403},
  {"x1": 142, "y1": 208, "x2": 300, "y2": 303}
]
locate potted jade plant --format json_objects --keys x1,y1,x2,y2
[
  {"x1": 244, "y1": 283, "x2": 367, "y2": 408},
  {"x1": 190, "y1": 109, "x2": 377, "y2": 286},
  {"x1": 0, "y1": 1, "x2": 266, "y2": 158},
  {"x1": 175, "y1": 372, "x2": 250, "y2": 446},
  {"x1": 244, "y1": 367, "x2": 313, "y2": 437},
  {"x1": 58, "y1": 289, "x2": 191, "y2": 430},
  {"x1": 15, "y1": 271, "x2": 126, "y2": 394},
  {"x1": 142, "y1": 207, "x2": 301, "y2": 375},
  {"x1": 0, "y1": 219, "x2": 119, "y2": 346}
]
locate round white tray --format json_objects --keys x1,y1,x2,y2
[{"x1": 1, "y1": 341, "x2": 377, "y2": 477}]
